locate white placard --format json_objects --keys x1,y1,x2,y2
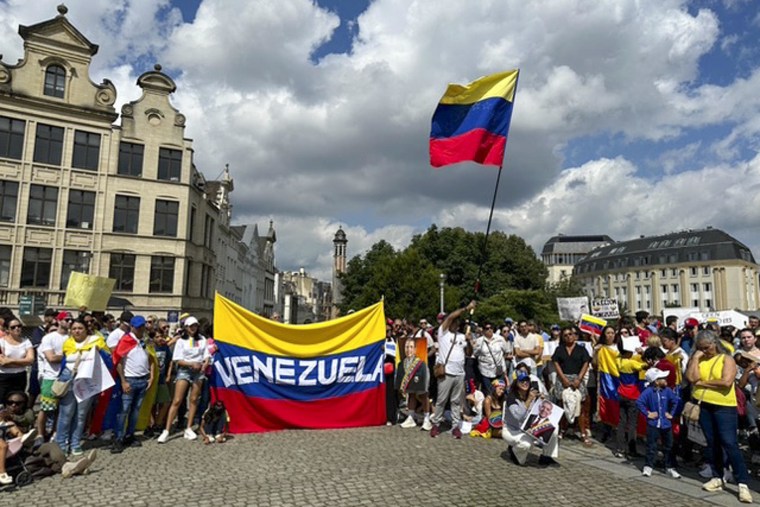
[
  {"x1": 543, "y1": 340, "x2": 559, "y2": 358},
  {"x1": 557, "y1": 297, "x2": 589, "y2": 321},
  {"x1": 591, "y1": 298, "x2": 620, "y2": 319},
  {"x1": 73, "y1": 348, "x2": 115, "y2": 402},
  {"x1": 622, "y1": 336, "x2": 641, "y2": 353}
]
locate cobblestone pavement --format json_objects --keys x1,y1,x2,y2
[{"x1": 1, "y1": 427, "x2": 757, "y2": 506}]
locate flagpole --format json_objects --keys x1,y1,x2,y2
[{"x1": 473, "y1": 165, "x2": 504, "y2": 299}]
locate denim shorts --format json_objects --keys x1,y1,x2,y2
[{"x1": 175, "y1": 366, "x2": 205, "y2": 384}]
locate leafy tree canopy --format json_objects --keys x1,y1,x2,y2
[{"x1": 339, "y1": 225, "x2": 583, "y2": 325}]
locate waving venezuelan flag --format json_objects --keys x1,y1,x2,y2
[
  {"x1": 430, "y1": 70, "x2": 519, "y2": 168},
  {"x1": 212, "y1": 294, "x2": 387, "y2": 433}
]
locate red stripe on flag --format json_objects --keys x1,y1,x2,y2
[
  {"x1": 215, "y1": 384, "x2": 387, "y2": 433},
  {"x1": 430, "y1": 129, "x2": 506, "y2": 168}
]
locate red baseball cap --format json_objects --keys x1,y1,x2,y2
[
  {"x1": 56, "y1": 311, "x2": 73, "y2": 321},
  {"x1": 684, "y1": 317, "x2": 699, "y2": 328}
]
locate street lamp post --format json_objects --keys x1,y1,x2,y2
[{"x1": 439, "y1": 273, "x2": 446, "y2": 314}]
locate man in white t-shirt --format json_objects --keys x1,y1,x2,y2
[
  {"x1": 514, "y1": 320, "x2": 542, "y2": 374},
  {"x1": 110, "y1": 315, "x2": 153, "y2": 453},
  {"x1": 106, "y1": 311, "x2": 134, "y2": 350},
  {"x1": 34, "y1": 318, "x2": 69, "y2": 440},
  {"x1": 430, "y1": 301, "x2": 476, "y2": 439}
]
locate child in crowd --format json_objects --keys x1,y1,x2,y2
[
  {"x1": 199, "y1": 400, "x2": 230, "y2": 444},
  {"x1": 616, "y1": 347, "x2": 645, "y2": 458},
  {"x1": 636, "y1": 368, "x2": 681, "y2": 479}
]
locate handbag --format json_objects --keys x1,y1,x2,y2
[
  {"x1": 51, "y1": 352, "x2": 83, "y2": 398},
  {"x1": 686, "y1": 419, "x2": 707, "y2": 446},
  {"x1": 484, "y1": 339, "x2": 505, "y2": 377},
  {"x1": 683, "y1": 357, "x2": 721, "y2": 422},
  {"x1": 435, "y1": 331, "x2": 459, "y2": 380}
]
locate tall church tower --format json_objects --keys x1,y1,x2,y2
[{"x1": 332, "y1": 227, "x2": 347, "y2": 317}]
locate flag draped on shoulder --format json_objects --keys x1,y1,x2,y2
[
  {"x1": 596, "y1": 345, "x2": 620, "y2": 426},
  {"x1": 212, "y1": 294, "x2": 387, "y2": 433},
  {"x1": 429, "y1": 69, "x2": 519, "y2": 168}
]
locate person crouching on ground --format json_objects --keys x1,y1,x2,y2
[
  {"x1": 636, "y1": 368, "x2": 681, "y2": 479},
  {"x1": 502, "y1": 370, "x2": 559, "y2": 466},
  {"x1": 199, "y1": 400, "x2": 230, "y2": 444}
]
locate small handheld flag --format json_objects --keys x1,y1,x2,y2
[
  {"x1": 579, "y1": 314, "x2": 607, "y2": 336},
  {"x1": 430, "y1": 70, "x2": 519, "y2": 168}
]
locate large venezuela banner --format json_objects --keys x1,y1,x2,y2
[{"x1": 212, "y1": 294, "x2": 387, "y2": 433}]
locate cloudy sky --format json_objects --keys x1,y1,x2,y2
[{"x1": 2, "y1": 0, "x2": 760, "y2": 280}]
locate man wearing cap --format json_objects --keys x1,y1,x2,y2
[
  {"x1": 107, "y1": 311, "x2": 134, "y2": 350},
  {"x1": 110, "y1": 316, "x2": 153, "y2": 453}
]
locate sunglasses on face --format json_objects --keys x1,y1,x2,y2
[
  {"x1": 9, "y1": 325, "x2": 21, "y2": 330},
  {"x1": 6, "y1": 400, "x2": 23, "y2": 406}
]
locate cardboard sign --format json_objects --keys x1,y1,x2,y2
[
  {"x1": 73, "y1": 348, "x2": 115, "y2": 402},
  {"x1": 592, "y1": 298, "x2": 620, "y2": 319},
  {"x1": 64, "y1": 272, "x2": 116, "y2": 312},
  {"x1": 557, "y1": 297, "x2": 589, "y2": 321},
  {"x1": 621, "y1": 336, "x2": 641, "y2": 353}
]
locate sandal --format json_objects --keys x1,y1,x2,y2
[{"x1": 582, "y1": 435, "x2": 594, "y2": 447}]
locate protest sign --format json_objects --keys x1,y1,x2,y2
[
  {"x1": 557, "y1": 297, "x2": 589, "y2": 321},
  {"x1": 621, "y1": 336, "x2": 641, "y2": 353},
  {"x1": 73, "y1": 348, "x2": 115, "y2": 402},
  {"x1": 521, "y1": 399, "x2": 564, "y2": 446},
  {"x1": 591, "y1": 298, "x2": 620, "y2": 319},
  {"x1": 64, "y1": 272, "x2": 116, "y2": 312}
]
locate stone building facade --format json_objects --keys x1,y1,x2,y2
[
  {"x1": 573, "y1": 228, "x2": 760, "y2": 315},
  {"x1": 0, "y1": 7, "x2": 227, "y2": 319}
]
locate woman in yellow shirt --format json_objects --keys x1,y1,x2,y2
[
  {"x1": 686, "y1": 330, "x2": 751, "y2": 503},
  {"x1": 54, "y1": 317, "x2": 109, "y2": 456}
]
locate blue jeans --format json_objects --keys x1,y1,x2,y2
[
  {"x1": 699, "y1": 402, "x2": 750, "y2": 484},
  {"x1": 645, "y1": 425, "x2": 675, "y2": 468},
  {"x1": 116, "y1": 376, "x2": 149, "y2": 441},
  {"x1": 55, "y1": 389, "x2": 96, "y2": 452}
]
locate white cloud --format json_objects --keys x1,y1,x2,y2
[{"x1": 3, "y1": 0, "x2": 760, "y2": 280}]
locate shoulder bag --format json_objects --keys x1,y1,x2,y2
[
  {"x1": 682, "y1": 356, "x2": 721, "y2": 422},
  {"x1": 51, "y1": 352, "x2": 83, "y2": 398},
  {"x1": 434, "y1": 332, "x2": 458, "y2": 380}
]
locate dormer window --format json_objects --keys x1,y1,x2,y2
[{"x1": 44, "y1": 65, "x2": 66, "y2": 98}]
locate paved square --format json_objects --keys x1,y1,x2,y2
[{"x1": 2, "y1": 427, "x2": 753, "y2": 506}]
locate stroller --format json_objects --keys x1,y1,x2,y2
[{"x1": 2, "y1": 435, "x2": 34, "y2": 489}]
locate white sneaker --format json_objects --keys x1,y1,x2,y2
[
  {"x1": 738, "y1": 484, "x2": 753, "y2": 504},
  {"x1": 421, "y1": 416, "x2": 433, "y2": 431},
  {"x1": 0, "y1": 472, "x2": 11, "y2": 485},
  {"x1": 100, "y1": 429, "x2": 114, "y2": 441},
  {"x1": 666, "y1": 468, "x2": 681, "y2": 479},
  {"x1": 184, "y1": 428, "x2": 197, "y2": 440},
  {"x1": 702, "y1": 477, "x2": 724, "y2": 492},
  {"x1": 400, "y1": 415, "x2": 417, "y2": 429},
  {"x1": 642, "y1": 466, "x2": 653, "y2": 477},
  {"x1": 698, "y1": 464, "x2": 713, "y2": 478},
  {"x1": 723, "y1": 469, "x2": 735, "y2": 484},
  {"x1": 157, "y1": 430, "x2": 169, "y2": 443}
]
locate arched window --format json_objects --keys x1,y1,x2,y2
[{"x1": 44, "y1": 65, "x2": 66, "y2": 98}]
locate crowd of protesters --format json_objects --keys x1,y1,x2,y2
[
  {"x1": 383, "y1": 304, "x2": 757, "y2": 503},
  {"x1": 2, "y1": 299, "x2": 759, "y2": 502},
  {"x1": 0, "y1": 307, "x2": 229, "y2": 487}
]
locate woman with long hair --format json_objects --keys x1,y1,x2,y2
[
  {"x1": 552, "y1": 325, "x2": 592, "y2": 446},
  {"x1": 502, "y1": 370, "x2": 558, "y2": 465},
  {"x1": 55, "y1": 317, "x2": 109, "y2": 455},
  {"x1": 157, "y1": 316, "x2": 210, "y2": 443},
  {"x1": 0, "y1": 318, "x2": 34, "y2": 402},
  {"x1": 687, "y1": 330, "x2": 752, "y2": 503}
]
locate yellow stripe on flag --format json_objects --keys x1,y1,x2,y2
[
  {"x1": 213, "y1": 293, "x2": 386, "y2": 358},
  {"x1": 438, "y1": 70, "x2": 519, "y2": 105}
]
